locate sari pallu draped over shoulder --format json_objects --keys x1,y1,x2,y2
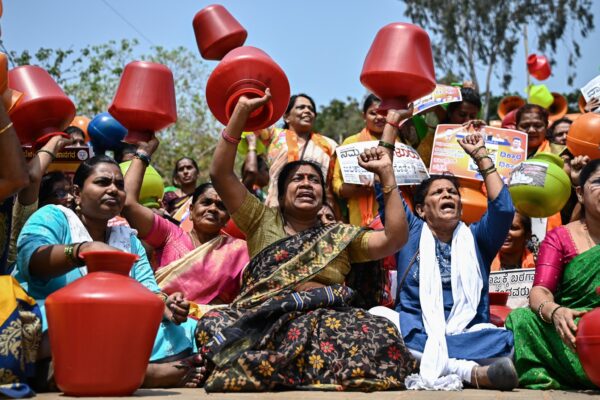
[{"x1": 196, "y1": 223, "x2": 417, "y2": 392}]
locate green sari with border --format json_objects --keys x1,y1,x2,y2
[
  {"x1": 195, "y1": 223, "x2": 416, "y2": 392},
  {"x1": 505, "y1": 244, "x2": 600, "y2": 390}
]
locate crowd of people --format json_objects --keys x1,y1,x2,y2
[{"x1": 1, "y1": 80, "x2": 600, "y2": 395}]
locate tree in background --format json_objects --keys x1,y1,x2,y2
[
  {"x1": 402, "y1": 0, "x2": 595, "y2": 120},
  {"x1": 314, "y1": 97, "x2": 365, "y2": 144},
  {"x1": 7, "y1": 39, "x2": 217, "y2": 182}
]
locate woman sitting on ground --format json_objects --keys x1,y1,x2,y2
[
  {"x1": 121, "y1": 139, "x2": 249, "y2": 305},
  {"x1": 491, "y1": 211, "x2": 534, "y2": 271},
  {"x1": 506, "y1": 158, "x2": 600, "y2": 390},
  {"x1": 14, "y1": 155, "x2": 203, "y2": 388},
  {"x1": 198, "y1": 89, "x2": 416, "y2": 391},
  {"x1": 372, "y1": 128, "x2": 518, "y2": 390}
]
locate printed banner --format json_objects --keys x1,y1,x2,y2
[
  {"x1": 581, "y1": 74, "x2": 600, "y2": 102},
  {"x1": 412, "y1": 84, "x2": 462, "y2": 115},
  {"x1": 429, "y1": 124, "x2": 528, "y2": 183},
  {"x1": 336, "y1": 141, "x2": 429, "y2": 186},
  {"x1": 23, "y1": 145, "x2": 92, "y2": 173},
  {"x1": 489, "y1": 268, "x2": 535, "y2": 309}
]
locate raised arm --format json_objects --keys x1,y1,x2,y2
[
  {"x1": 458, "y1": 132, "x2": 504, "y2": 201},
  {"x1": 18, "y1": 135, "x2": 73, "y2": 206},
  {"x1": 0, "y1": 102, "x2": 29, "y2": 200},
  {"x1": 122, "y1": 137, "x2": 159, "y2": 238},
  {"x1": 210, "y1": 89, "x2": 272, "y2": 214},
  {"x1": 358, "y1": 109, "x2": 413, "y2": 259}
]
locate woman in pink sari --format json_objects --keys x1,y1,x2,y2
[{"x1": 122, "y1": 138, "x2": 249, "y2": 305}]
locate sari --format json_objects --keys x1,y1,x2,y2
[
  {"x1": 264, "y1": 128, "x2": 337, "y2": 207},
  {"x1": 154, "y1": 234, "x2": 248, "y2": 304},
  {"x1": 196, "y1": 223, "x2": 417, "y2": 392},
  {"x1": 505, "y1": 244, "x2": 600, "y2": 390},
  {"x1": 0, "y1": 276, "x2": 41, "y2": 398}
]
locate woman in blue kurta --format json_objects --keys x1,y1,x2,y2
[
  {"x1": 13, "y1": 155, "x2": 203, "y2": 388},
  {"x1": 373, "y1": 128, "x2": 517, "y2": 391}
]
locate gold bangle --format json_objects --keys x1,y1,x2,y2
[
  {"x1": 0, "y1": 122, "x2": 14, "y2": 135},
  {"x1": 382, "y1": 184, "x2": 397, "y2": 194}
]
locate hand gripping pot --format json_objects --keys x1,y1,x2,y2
[
  {"x1": 206, "y1": 46, "x2": 290, "y2": 131},
  {"x1": 45, "y1": 251, "x2": 164, "y2": 396},
  {"x1": 360, "y1": 23, "x2": 436, "y2": 112}
]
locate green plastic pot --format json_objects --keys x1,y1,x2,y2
[
  {"x1": 527, "y1": 84, "x2": 553, "y2": 108},
  {"x1": 120, "y1": 161, "x2": 165, "y2": 209},
  {"x1": 508, "y1": 152, "x2": 570, "y2": 218}
]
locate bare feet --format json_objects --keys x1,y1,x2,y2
[
  {"x1": 143, "y1": 353, "x2": 208, "y2": 388},
  {"x1": 471, "y1": 357, "x2": 518, "y2": 391}
]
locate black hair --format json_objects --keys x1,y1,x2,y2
[
  {"x1": 412, "y1": 174, "x2": 461, "y2": 220},
  {"x1": 172, "y1": 157, "x2": 199, "y2": 186},
  {"x1": 191, "y1": 182, "x2": 215, "y2": 205},
  {"x1": 241, "y1": 153, "x2": 268, "y2": 177},
  {"x1": 516, "y1": 104, "x2": 549, "y2": 128},
  {"x1": 362, "y1": 93, "x2": 381, "y2": 114},
  {"x1": 276, "y1": 160, "x2": 326, "y2": 204},
  {"x1": 73, "y1": 155, "x2": 120, "y2": 188},
  {"x1": 580, "y1": 159, "x2": 600, "y2": 189},
  {"x1": 547, "y1": 117, "x2": 573, "y2": 140},
  {"x1": 515, "y1": 211, "x2": 532, "y2": 235},
  {"x1": 113, "y1": 143, "x2": 137, "y2": 163},
  {"x1": 447, "y1": 87, "x2": 482, "y2": 115},
  {"x1": 39, "y1": 171, "x2": 69, "y2": 207},
  {"x1": 64, "y1": 126, "x2": 85, "y2": 137},
  {"x1": 282, "y1": 94, "x2": 317, "y2": 129}
]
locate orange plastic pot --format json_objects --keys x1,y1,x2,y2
[
  {"x1": 69, "y1": 116, "x2": 91, "y2": 143},
  {"x1": 566, "y1": 113, "x2": 600, "y2": 160},
  {"x1": 459, "y1": 179, "x2": 487, "y2": 224},
  {"x1": 527, "y1": 54, "x2": 551, "y2": 81},
  {"x1": 8, "y1": 65, "x2": 74, "y2": 146},
  {"x1": 109, "y1": 61, "x2": 177, "y2": 144},
  {"x1": 497, "y1": 96, "x2": 525, "y2": 120},
  {"x1": 360, "y1": 23, "x2": 436, "y2": 112},
  {"x1": 192, "y1": 4, "x2": 247, "y2": 60},
  {"x1": 206, "y1": 46, "x2": 290, "y2": 131},
  {"x1": 0, "y1": 53, "x2": 23, "y2": 112},
  {"x1": 45, "y1": 251, "x2": 163, "y2": 396}
]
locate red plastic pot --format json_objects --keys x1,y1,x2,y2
[
  {"x1": 45, "y1": 251, "x2": 164, "y2": 396},
  {"x1": 108, "y1": 61, "x2": 177, "y2": 144},
  {"x1": 489, "y1": 292, "x2": 511, "y2": 327},
  {"x1": 7, "y1": 65, "x2": 74, "y2": 146},
  {"x1": 360, "y1": 23, "x2": 436, "y2": 112},
  {"x1": 566, "y1": 113, "x2": 600, "y2": 160},
  {"x1": 206, "y1": 46, "x2": 290, "y2": 131},
  {"x1": 192, "y1": 4, "x2": 247, "y2": 60},
  {"x1": 527, "y1": 54, "x2": 551, "y2": 81},
  {"x1": 576, "y1": 287, "x2": 600, "y2": 387}
]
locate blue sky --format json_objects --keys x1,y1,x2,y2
[{"x1": 2, "y1": 0, "x2": 599, "y2": 108}]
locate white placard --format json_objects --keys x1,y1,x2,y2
[
  {"x1": 581, "y1": 74, "x2": 600, "y2": 102},
  {"x1": 489, "y1": 268, "x2": 535, "y2": 309},
  {"x1": 336, "y1": 141, "x2": 429, "y2": 186}
]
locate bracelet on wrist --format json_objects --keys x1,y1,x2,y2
[
  {"x1": 382, "y1": 184, "x2": 397, "y2": 194},
  {"x1": 550, "y1": 305, "x2": 564, "y2": 324},
  {"x1": 64, "y1": 243, "x2": 85, "y2": 266},
  {"x1": 538, "y1": 300, "x2": 553, "y2": 324},
  {"x1": 469, "y1": 145, "x2": 487, "y2": 158},
  {"x1": 479, "y1": 165, "x2": 497, "y2": 179},
  {"x1": 473, "y1": 154, "x2": 491, "y2": 163},
  {"x1": 221, "y1": 129, "x2": 241, "y2": 145},
  {"x1": 36, "y1": 149, "x2": 57, "y2": 161},
  {"x1": 385, "y1": 120, "x2": 402, "y2": 129},
  {"x1": 134, "y1": 151, "x2": 151, "y2": 166},
  {"x1": 378, "y1": 140, "x2": 395, "y2": 151}
]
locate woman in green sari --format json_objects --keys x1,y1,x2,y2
[
  {"x1": 198, "y1": 90, "x2": 417, "y2": 392},
  {"x1": 506, "y1": 158, "x2": 600, "y2": 389}
]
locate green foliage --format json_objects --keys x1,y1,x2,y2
[
  {"x1": 8, "y1": 39, "x2": 218, "y2": 183},
  {"x1": 402, "y1": 0, "x2": 595, "y2": 119},
  {"x1": 313, "y1": 97, "x2": 365, "y2": 143}
]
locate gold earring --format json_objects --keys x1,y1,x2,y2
[{"x1": 75, "y1": 203, "x2": 81, "y2": 214}]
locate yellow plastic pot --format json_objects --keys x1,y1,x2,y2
[{"x1": 527, "y1": 84, "x2": 553, "y2": 109}]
